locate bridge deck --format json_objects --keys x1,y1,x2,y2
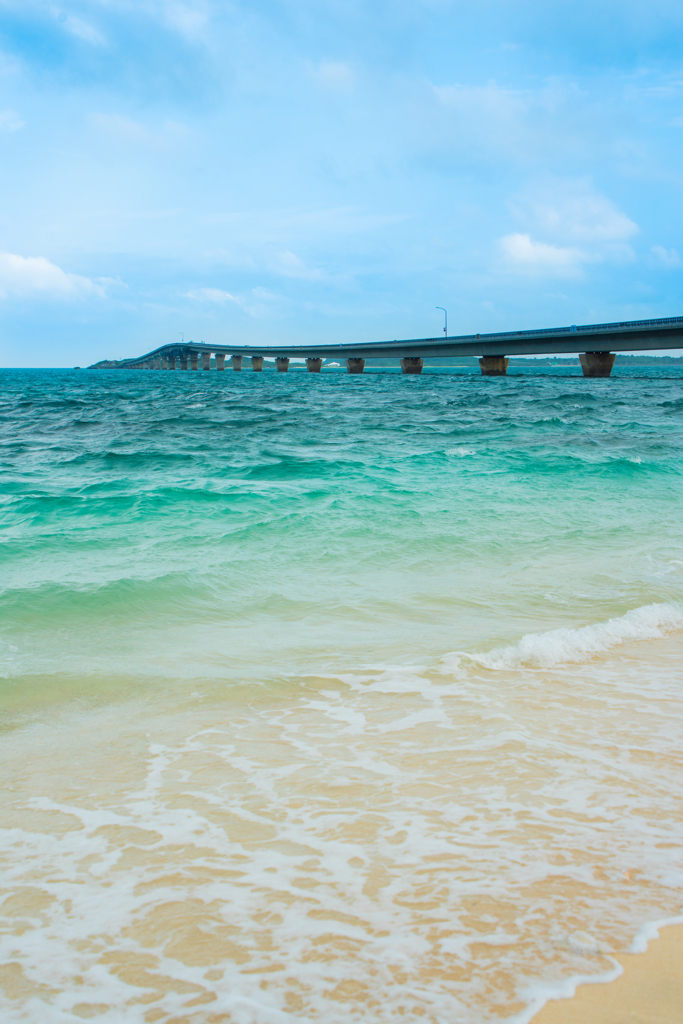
[{"x1": 115, "y1": 315, "x2": 683, "y2": 367}]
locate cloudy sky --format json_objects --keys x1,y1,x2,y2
[{"x1": 1, "y1": 0, "x2": 683, "y2": 366}]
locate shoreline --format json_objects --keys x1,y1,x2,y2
[{"x1": 528, "y1": 917, "x2": 683, "y2": 1024}]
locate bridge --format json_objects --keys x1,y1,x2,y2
[{"x1": 107, "y1": 314, "x2": 683, "y2": 377}]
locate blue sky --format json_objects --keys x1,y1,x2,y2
[{"x1": 0, "y1": 0, "x2": 682, "y2": 366}]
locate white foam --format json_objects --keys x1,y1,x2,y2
[
  {"x1": 511, "y1": 959, "x2": 623, "y2": 1024},
  {"x1": 514, "y1": 911, "x2": 683, "y2": 1024},
  {"x1": 444, "y1": 602, "x2": 683, "y2": 671},
  {"x1": 629, "y1": 910, "x2": 683, "y2": 953},
  {"x1": 565, "y1": 930, "x2": 612, "y2": 956},
  {"x1": 446, "y1": 446, "x2": 476, "y2": 456}
]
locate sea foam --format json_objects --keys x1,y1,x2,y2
[{"x1": 443, "y1": 602, "x2": 683, "y2": 672}]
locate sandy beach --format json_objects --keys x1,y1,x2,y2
[{"x1": 533, "y1": 922, "x2": 683, "y2": 1024}]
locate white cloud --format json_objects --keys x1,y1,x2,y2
[
  {"x1": 61, "y1": 15, "x2": 106, "y2": 46},
  {"x1": 651, "y1": 245, "x2": 682, "y2": 268},
  {"x1": 0, "y1": 109, "x2": 23, "y2": 132},
  {"x1": 184, "y1": 288, "x2": 238, "y2": 303},
  {"x1": 89, "y1": 113, "x2": 190, "y2": 148},
  {"x1": 433, "y1": 81, "x2": 529, "y2": 153},
  {"x1": 499, "y1": 234, "x2": 591, "y2": 278},
  {"x1": 435, "y1": 81, "x2": 526, "y2": 122},
  {"x1": 309, "y1": 61, "x2": 355, "y2": 93},
  {"x1": 159, "y1": 1, "x2": 209, "y2": 38},
  {"x1": 511, "y1": 181, "x2": 638, "y2": 243},
  {"x1": 499, "y1": 181, "x2": 638, "y2": 277},
  {"x1": 271, "y1": 251, "x2": 324, "y2": 280},
  {"x1": 183, "y1": 285, "x2": 280, "y2": 318},
  {"x1": 0, "y1": 253, "x2": 105, "y2": 300}
]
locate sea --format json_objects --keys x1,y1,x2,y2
[{"x1": 1, "y1": 364, "x2": 683, "y2": 1024}]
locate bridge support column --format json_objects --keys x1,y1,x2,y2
[
  {"x1": 306, "y1": 358, "x2": 322, "y2": 373},
  {"x1": 252, "y1": 356, "x2": 264, "y2": 371},
  {"x1": 190, "y1": 352, "x2": 198, "y2": 370},
  {"x1": 180, "y1": 353, "x2": 188, "y2": 370},
  {"x1": 154, "y1": 356, "x2": 161, "y2": 369},
  {"x1": 215, "y1": 353, "x2": 224, "y2": 370},
  {"x1": 579, "y1": 352, "x2": 615, "y2": 378},
  {"x1": 231, "y1": 355, "x2": 243, "y2": 371},
  {"x1": 168, "y1": 354, "x2": 176, "y2": 370},
  {"x1": 276, "y1": 357, "x2": 290, "y2": 372},
  {"x1": 401, "y1": 357, "x2": 423, "y2": 374},
  {"x1": 202, "y1": 351, "x2": 212, "y2": 370},
  {"x1": 479, "y1": 356, "x2": 509, "y2": 376},
  {"x1": 162, "y1": 355, "x2": 168, "y2": 369},
  {"x1": 346, "y1": 358, "x2": 365, "y2": 374}
]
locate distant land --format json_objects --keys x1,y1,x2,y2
[{"x1": 89, "y1": 354, "x2": 683, "y2": 369}]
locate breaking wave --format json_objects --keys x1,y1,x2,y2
[{"x1": 445, "y1": 602, "x2": 683, "y2": 671}]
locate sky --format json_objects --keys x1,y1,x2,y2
[{"x1": 0, "y1": 0, "x2": 683, "y2": 366}]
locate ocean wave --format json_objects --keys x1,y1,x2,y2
[{"x1": 443, "y1": 602, "x2": 683, "y2": 671}]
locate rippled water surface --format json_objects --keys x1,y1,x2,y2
[{"x1": 1, "y1": 366, "x2": 683, "y2": 1023}]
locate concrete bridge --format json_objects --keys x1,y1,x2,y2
[{"x1": 111, "y1": 314, "x2": 683, "y2": 377}]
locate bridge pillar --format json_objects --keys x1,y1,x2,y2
[
  {"x1": 190, "y1": 352, "x2": 198, "y2": 370},
  {"x1": 580, "y1": 352, "x2": 615, "y2": 377},
  {"x1": 346, "y1": 358, "x2": 365, "y2": 374},
  {"x1": 214, "y1": 353, "x2": 224, "y2": 370},
  {"x1": 401, "y1": 357, "x2": 424, "y2": 375},
  {"x1": 252, "y1": 356, "x2": 264, "y2": 371},
  {"x1": 306, "y1": 358, "x2": 323, "y2": 373},
  {"x1": 231, "y1": 355, "x2": 243, "y2": 371},
  {"x1": 180, "y1": 352, "x2": 189, "y2": 370},
  {"x1": 479, "y1": 356, "x2": 509, "y2": 376},
  {"x1": 276, "y1": 357, "x2": 290, "y2": 372},
  {"x1": 154, "y1": 356, "x2": 161, "y2": 369},
  {"x1": 168, "y1": 354, "x2": 176, "y2": 370},
  {"x1": 202, "y1": 351, "x2": 212, "y2": 370},
  {"x1": 162, "y1": 355, "x2": 168, "y2": 369}
]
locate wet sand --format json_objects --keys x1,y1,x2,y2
[{"x1": 533, "y1": 922, "x2": 683, "y2": 1024}]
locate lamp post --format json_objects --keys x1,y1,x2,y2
[{"x1": 436, "y1": 307, "x2": 447, "y2": 338}]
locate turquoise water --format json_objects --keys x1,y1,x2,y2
[{"x1": 1, "y1": 366, "x2": 683, "y2": 1022}]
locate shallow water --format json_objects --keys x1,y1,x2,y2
[{"x1": 1, "y1": 366, "x2": 683, "y2": 1023}]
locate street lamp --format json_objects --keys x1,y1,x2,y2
[{"x1": 436, "y1": 307, "x2": 447, "y2": 338}]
